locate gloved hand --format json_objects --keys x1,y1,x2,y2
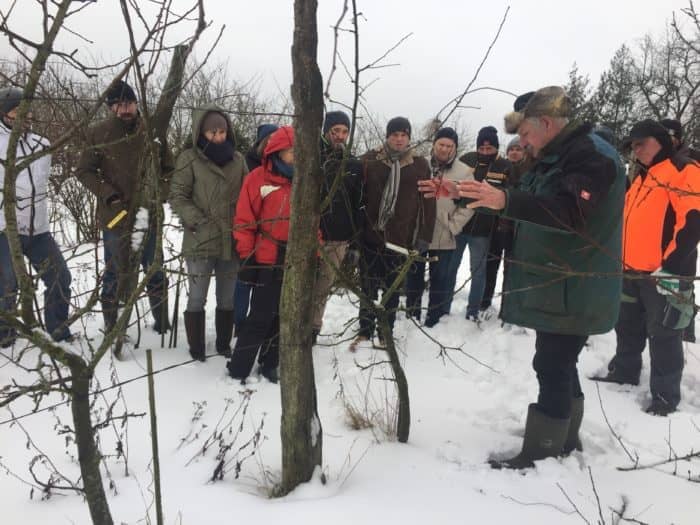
[
  {"x1": 652, "y1": 268, "x2": 680, "y2": 296},
  {"x1": 237, "y1": 256, "x2": 258, "y2": 285},
  {"x1": 413, "y1": 238, "x2": 430, "y2": 254},
  {"x1": 345, "y1": 248, "x2": 360, "y2": 267},
  {"x1": 662, "y1": 288, "x2": 695, "y2": 330}
]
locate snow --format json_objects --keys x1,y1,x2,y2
[
  {"x1": 1, "y1": 208, "x2": 699, "y2": 524},
  {"x1": 131, "y1": 207, "x2": 149, "y2": 251}
]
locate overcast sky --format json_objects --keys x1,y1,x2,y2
[{"x1": 2, "y1": 0, "x2": 693, "y2": 146}]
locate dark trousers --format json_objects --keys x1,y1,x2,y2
[
  {"x1": 0, "y1": 232, "x2": 72, "y2": 343},
  {"x1": 481, "y1": 229, "x2": 513, "y2": 309},
  {"x1": 612, "y1": 275, "x2": 684, "y2": 408},
  {"x1": 406, "y1": 249, "x2": 453, "y2": 322},
  {"x1": 233, "y1": 279, "x2": 251, "y2": 326},
  {"x1": 358, "y1": 244, "x2": 405, "y2": 339},
  {"x1": 227, "y1": 266, "x2": 282, "y2": 378},
  {"x1": 533, "y1": 331, "x2": 588, "y2": 419},
  {"x1": 102, "y1": 227, "x2": 166, "y2": 313}
]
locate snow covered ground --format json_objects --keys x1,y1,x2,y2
[{"x1": 2, "y1": 216, "x2": 699, "y2": 524}]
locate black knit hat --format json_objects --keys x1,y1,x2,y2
[
  {"x1": 386, "y1": 116, "x2": 411, "y2": 138},
  {"x1": 105, "y1": 80, "x2": 137, "y2": 106},
  {"x1": 323, "y1": 110, "x2": 351, "y2": 135},
  {"x1": 434, "y1": 127, "x2": 458, "y2": 147},
  {"x1": 477, "y1": 126, "x2": 499, "y2": 148},
  {"x1": 660, "y1": 118, "x2": 683, "y2": 141},
  {"x1": 0, "y1": 87, "x2": 23, "y2": 115},
  {"x1": 624, "y1": 119, "x2": 673, "y2": 152}
]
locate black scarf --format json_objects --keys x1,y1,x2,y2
[
  {"x1": 272, "y1": 155, "x2": 294, "y2": 179},
  {"x1": 197, "y1": 136, "x2": 235, "y2": 167}
]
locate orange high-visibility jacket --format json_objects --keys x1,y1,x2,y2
[{"x1": 623, "y1": 156, "x2": 700, "y2": 276}]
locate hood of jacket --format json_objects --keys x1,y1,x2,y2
[
  {"x1": 188, "y1": 103, "x2": 235, "y2": 150},
  {"x1": 262, "y1": 125, "x2": 295, "y2": 170}
]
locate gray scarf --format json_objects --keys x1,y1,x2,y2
[{"x1": 377, "y1": 143, "x2": 405, "y2": 231}]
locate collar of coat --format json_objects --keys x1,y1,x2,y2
[
  {"x1": 538, "y1": 121, "x2": 590, "y2": 162},
  {"x1": 375, "y1": 145, "x2": 415, "y2": 168}
]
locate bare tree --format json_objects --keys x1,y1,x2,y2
[
  {"x1": 0, "y1": 1, "x2": 209, "y2": 523},
  {"x1": 276, "y1": 0, "x2": 324, "y2": 497}
]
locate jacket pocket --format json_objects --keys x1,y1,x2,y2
[
  {"x1": 520, "y1": 268, "x2": 568, "y2": 315},
  {"x1": 192, "y1": 221, "x2": 219, "y2": 252}
]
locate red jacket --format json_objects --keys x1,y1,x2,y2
[{"x1": 233, "y1": 126, "x2": 295, "y2": 264}]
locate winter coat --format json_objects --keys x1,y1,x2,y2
[
  {"x1": 169, "y1": 104, "x2": 248, "y2": 260},
  {"x1": 425, "y1": 156, "x2": 474, "y2": 250},
  {"x1": 623, "y1": 154, "x2": 700, "y2": 276},
  {"x1": 459, "y1": 152, "x2": 512, "y2": 237},
  {"x1": 0, "y1": 122, "x2": 51, "y2": 235},
  {"x1": 234, "y1": 126, "x2": 295, "y2": 265},
  {"x1": 319, "y1": 138, "x2": 364, "y2": 242},
  {"x1": 498, "y1": 122, "x2": 626, "y2": 335},
  {"x1": 361, "y1": 146, "x2": 436, "y2": 249},
  {"x1": 76, "y1": 113, "x2": 173, "y2": 232}
]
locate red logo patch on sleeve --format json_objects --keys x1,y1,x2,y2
[{"x1": 580, "y1": 190, "x2": 591, "y2": 201}]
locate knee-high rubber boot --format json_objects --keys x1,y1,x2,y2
[
  {"x1": 490, "y1": 404, "x2": 570, "y2": 469},
  {"x1": 184, "y1": 311, "x2": 206, "y2": 362},
  {"x1": 562, "y1": 396, "x2": 584, "y2": 454},
  {"x1": 215, "y1": 309, "x2": 235, "y2": 357}
]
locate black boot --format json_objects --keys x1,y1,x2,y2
[
  {"x1": 150, "y1": 291, "x2": 171, "y2": 335},
  {"x1": 184, "y1": 311, "x2": 206, "y2": 362},
  {"x1": 215, "y1": 309, "x2": 235, "y2": 357},
  {"x1": 490, "y1": 404, "x2": 570, "y2": 470},
  {"x1": 589, "y1": 366, "x2": 639, "y2": 386},
  {"x1": 103, "y1": 305, "x2": 118, "y2": 334},
  {"x1": 562, "y1": 396, "x2": 584, "y2": 454}
]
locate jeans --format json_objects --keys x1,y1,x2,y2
[
  {"x1": 442, "y1": 232, "x2": 489, "y2": 318},
  {"x1": 185, "y1": 257, "x2": 238, "y2": 312},
  {"x1": 102, "y1": 227, "x2": 166, "y2": 313},
  {"x1": 0, "y1": 232, "x2": 71, "y2": 342},
  {"x1": 233, "y1": 279, "x2": 252, "y2": 326},
  {"x1": 481, "y1": 229, "x2": 514, "y2": 309},
  {"x1": 405, "y1": 249, "x2": 453, "y2": 322}
]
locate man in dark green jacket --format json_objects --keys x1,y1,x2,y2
[{"x1": 420, "y1": 86, "x2": 626, "y2": 469}]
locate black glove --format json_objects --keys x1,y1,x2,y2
[
  {"x1": 237, "y1": 256, "x2": 258, "y2": 285},
  {"x1": 413, "y1": 238, "x2": 430, "y2": 254}
]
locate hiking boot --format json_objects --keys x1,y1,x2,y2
[
  {"x1": 215, "y1": 309, "x2": 235, "y2": 357},
  {"x1": 489, "y1": 404, "x2": 570, "y2": 470},
  {"x1": 562, "y1": 396, "x2": 584, "y2": 454},
  {"x1": 589, "y1": 367, "x2": 639, "y2": 386},
  {"x1": 424, "y1": 315, "x2": 441, "y2": 328},
  {"x1": 349, "y1": 335, "x2": 369, "y2": 352},
  {"x1": 261, "y1": 366, "x2": 279, "y2": 384},
  {"x1": 645, "y1": 398, "x2": 676, "y2": 417},
  {"x1": 184, "y1": 310, "x2": 206, "y2": 362},
  {"x1": 479, "y1": 306, "x2": 497, "y2": 322}
]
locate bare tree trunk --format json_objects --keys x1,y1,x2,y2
[
  {"x1": 70, "y1": 365, "x2": 114, "y2": 525},
  {"x1": 277, "y1": 0, "x2": 324, "y2": 497}
]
